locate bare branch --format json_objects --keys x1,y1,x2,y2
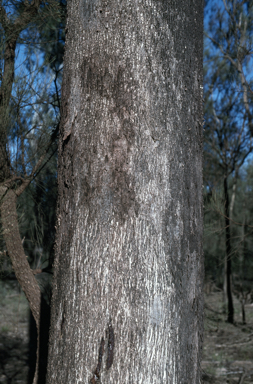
[{"x1": 205, "y1": 32, "x2": 238, "y2": 69}]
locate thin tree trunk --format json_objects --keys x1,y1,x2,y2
[
  {"x1": 222, "y1": 256, "x2": 227, "y2": 313},
  {"x1": 0, "y1": 3, "x2": 52, "y2": 384},
  {"x1": 0, "y1": 186, "x2": 41, "y2": 383},
  {"x1": 0, "y1": 37, "x2": 17, "y2": 181},
  {"x1": 224, "y1": 176, "x2": 234, "y2": 324},
  {"x1": 229, "y1": 172, "x2": 237, "y2": 219},
  {"x1": 241, "y1": 296, "x2": 246, "y2": 325},
  {"x1": 222, "y1": 171, "x2": 237, "y2": 313},
  {"x1": 240, "y1": 203, "x2": 246, "y2": 280},
  {"x1": 46, "y1": 1, "x2": 204, "y2": 383},
  {"x1": 240, "y1": 204, "x2": 246, "y2": 324},
  {"x1": 0, "y1": 187, "x2": 41, "y2": 324}
]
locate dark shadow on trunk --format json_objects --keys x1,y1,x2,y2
[
  {"x1": 28, "y1": 295, "x2": 51, "y2": 384},
  {"x1": 28, "y1": 310, "x2": 37, "y2": 384}
]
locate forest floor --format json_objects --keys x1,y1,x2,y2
[
  {"x1": 202, "y1": 289, "x2": 253, "y2": 384},
  {"x1": 0, "y1": 280, "x2": 29, "y2": 384},
  {"x1": 0, "y1": 280, "x2": 253, "y2": 383}
]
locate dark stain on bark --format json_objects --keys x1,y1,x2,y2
[
  {"x1": 109, "y1": 134, "x2": 137, "y2": 221},
  {"x1": 89, "y1": 321, "x2": 114, "y2": 383},
  {"x1": 106, "y1": 322, "x2": 114, "y2": 370},
  {"x1": 81, "y1": 177, "x2": 93, "y2": 204},
  {"x1": 80, "y1": 55, "x2": 139, "y2": 224},
  {"x1": 90, "y1": 337, "x2": 105, "y2": 383}
]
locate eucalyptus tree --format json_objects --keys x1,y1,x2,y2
[{"x1": 46, "y1": 0, "x2": 204, "y2": 383}]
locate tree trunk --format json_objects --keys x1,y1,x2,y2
[
  {"x1": 0, "y1": 37, "x2": 17, "y2": 181},
  {"x1": 0, "y1": 4, "x2": 54, "y2": 384},
  {"x1": 0, "y1": 186, "x2": 41, "y2": 383},
  {"x1": 0, "y1": 187, "x2": 41, "y2": 324},
  {"x1": 241, "y1": 296, "x2": 246, "y2": 325},
  {"x1": 223, "y1": 252, "x2": 227, "y2": 313},
  {"x1": 224, "y1": 175, "x2": 234, "y2": 324},
  {"x1": 46, "y1": 1, "x2": 204, "y2": 383},
  {"x1": 229, "y1": 171, "x2": 238, "y2": 219},
  {"x1": 223, "y1": 171, "x2": 237, "y2": 313}
]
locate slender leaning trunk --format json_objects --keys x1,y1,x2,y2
[
  {"x1": 0, "y1": 187, "x2": 41, "y2": 384},
  {"x1": 47, "y1": 1, "x2": 204, "y2": 383}
]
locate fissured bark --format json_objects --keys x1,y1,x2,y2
[{"x1": 47, "y1": 1, "x2": 204, "y2": 383}]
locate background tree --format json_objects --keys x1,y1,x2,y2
[
  {"x1": 46, "y1": 0, "x2": 203, "y2": 383},
  {"x1": 0, "y1": 1, "x2": 65, "y2": 382},
  {"x1": 204, "y1": 0, "x2": 253, "y2": 324}
]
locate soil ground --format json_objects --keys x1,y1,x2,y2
[
  {"x1": 203, "y1": 290, "x2": 253, "y2": 384},
  {"x1": 0, "y1": 280, "x2": 253, "y2": 383},
  {"x1": 0, "y1": 280, "x2": 29, "y2": 384}
]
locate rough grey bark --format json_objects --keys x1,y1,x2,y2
[{"x1": 46, "y1": 1, "x2": 204, "y2": 383}]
